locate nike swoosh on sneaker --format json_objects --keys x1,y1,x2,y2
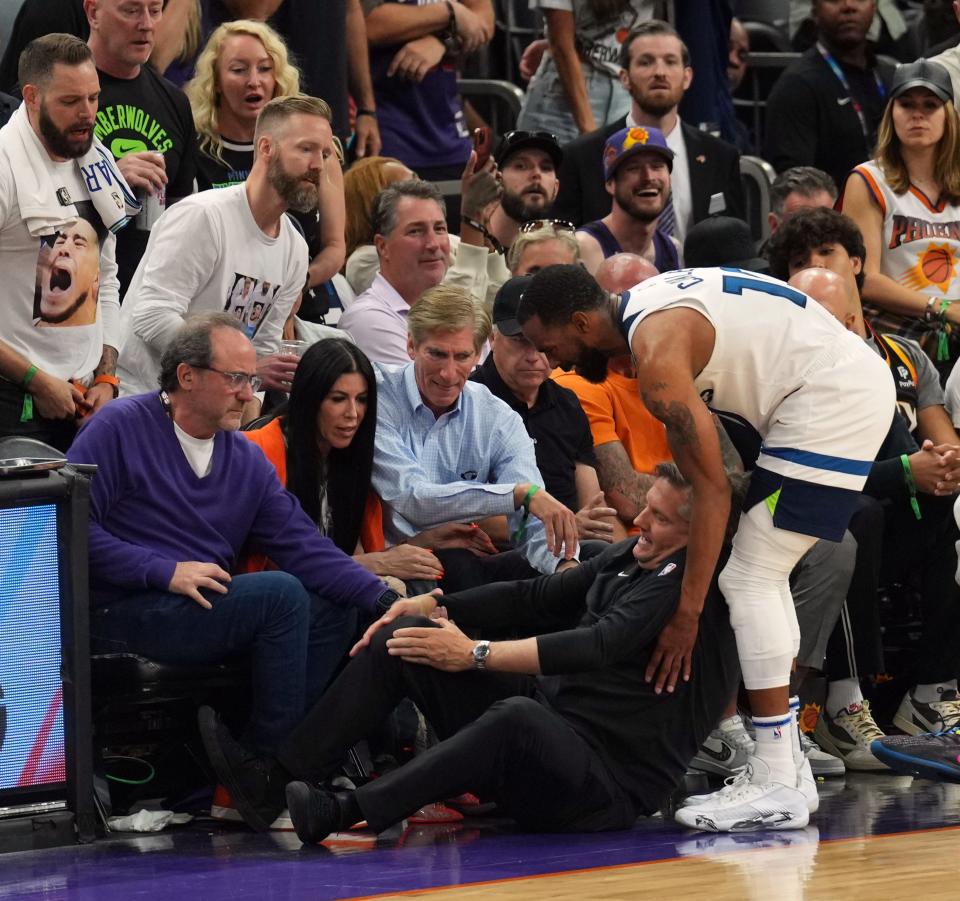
[
  {"x1": 699, "y1": 741, "x2": 734, "y2": 762},
  {"x1": 837, "y1": 96, "x2": 852, "y2": 106}
]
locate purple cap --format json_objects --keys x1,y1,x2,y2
[{"x1": 602, "y1": 126, "x2": 674, "y2": 181}]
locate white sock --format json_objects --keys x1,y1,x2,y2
[
  {"x1": 914, "y1": 680, "x2": 959, "y2": 704},
  {"x1": 752, "y1": 712, "x2": 796, "y2": 784},
  {"x1": 788, "y1": 696, "x2": 804, "y2": 768},
  {"x1": 826, "y1": 677, "x2": 864, "y2": 717}
]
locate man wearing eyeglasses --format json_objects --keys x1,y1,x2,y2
[
  {"x1": 67, "y1": 311, "x2": 406, "y2": 766},
  {"x1": 116, "y1": 95, "x2": 333, "y2": 402}
]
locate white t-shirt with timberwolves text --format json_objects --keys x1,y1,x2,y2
[{"x1": 117, "y1": 183, "x2": 308, "y2": 395}]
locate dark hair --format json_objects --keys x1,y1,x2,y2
[
  {"x1": 619, "y1": 20, "x2": 690, "y2": 69},
  {"x1": 283, "y1": 338, "x2": 377, "y2": 554},
  {"x1": 19, "y1": 33, "x2": 92, "y2": 90},
  {"x1": 516, "y1": 263, "x2": 609, "y2": 327},
  {"x1": 371, "y1": 179, "x2": 446, "y2": 239},
  {"x1": 770, "y1": 167, "x2": 838, "y2": 216},
  {"x1": 158, "y1": 312, "x2": 243, "y2": 392},
  {"x1": 767, "y1": 208, "x2": 867, "y2": 292}
]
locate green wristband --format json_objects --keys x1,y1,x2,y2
[
  {"x1": 522, "y1": 483, "x2": 540, "y2": 513},
  {"x1": 22, "y1": 364, "x2": 38, "y2": 387},
  {"x1": 900, "y1": 453, "x2": 922, "y2": 521},
  {"x1": 512, "y1": 484, "x2": 541, "y2": 545}
]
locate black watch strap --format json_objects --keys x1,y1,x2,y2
[{"x1": 375, "y1": 587, "x2": 401, "y2": 614}]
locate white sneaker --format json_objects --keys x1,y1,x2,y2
[
  {"x1": 689, "y1": 715, "x2": 756, "y2": 777},
  {"x1": 815, "y1": 700, "x2": 888, "y2": 771},
  {"x1": 674, "y1": 757, "x2": 810, "y2": 832},
  {"x1": 799, "y1": 729, "x2": 846, "y2": 777},
  {"x1": 893, "y1": 689, "x2": 960, "y2": 736},
  {"x1": 796, "y1": 756, "x2": 819, "y2": 815}
]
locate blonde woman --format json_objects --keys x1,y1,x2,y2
[
  {"x1": 186, "y1": 20, "x2": 346, "y2": 284},
  {"x1": 840, "y1": 59, "x2": 960, "y2": 368}
]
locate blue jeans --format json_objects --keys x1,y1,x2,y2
[
  {"x1": 518, "y1": 61, "x2": 631, "y2": 145},
  {"x1": 90, "y1": 571, "x2": 358, "y2": 752}
]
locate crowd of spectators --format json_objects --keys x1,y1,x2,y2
[{"x1": 3, "y1": 0, "x2": 960, "y2": 841}]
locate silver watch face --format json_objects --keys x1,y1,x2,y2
[{"x1": 473, "y1": 641, "x2": 490, "y2": 666}]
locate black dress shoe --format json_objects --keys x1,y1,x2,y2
[
  {"x1": 198, "y1": 706, "x2": 287, "y2": 832},
  {"x1": 286, "y1": 781, "x2": 343, "y2": 845}
]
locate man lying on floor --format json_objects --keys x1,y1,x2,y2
[{"x1": 199, "y1": 462, "x2": 741, "y2": 841}]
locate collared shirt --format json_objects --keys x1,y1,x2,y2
[
  {"x1": 372, "y1": 362, "x2": 565, "y2": 574},
  {"x1": 470, "y1": 354, "x2": 595, "y2": 511},
  {"x1": 626, "y1": 110, "x2": 692, "y2": 242},
  {"x1": 337, "y1": 273, "x2": 411, "y2": 366}
]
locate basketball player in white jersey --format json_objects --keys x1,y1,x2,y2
[{"x1": 517, "y1": 264, "x2": 895, "y2": 831}]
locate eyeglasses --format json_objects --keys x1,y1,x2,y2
[
  {"x1": 194, "y1": 366, "x2": 263, "y2": 393},
  {"x1": 519, "y1": 219, "x2": 577, "y2": 234}
]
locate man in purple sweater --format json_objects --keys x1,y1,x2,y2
[{"x1": 67, "y1": 312, "x2": 401, "y2": 753}]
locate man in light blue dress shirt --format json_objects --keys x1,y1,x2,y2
[{"x1": 372, "y1": 284, "x2": 580, "y2": 590}]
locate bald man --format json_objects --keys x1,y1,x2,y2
[{"x1": 595, "y1": 253, "x2": 658, "y2": 294}]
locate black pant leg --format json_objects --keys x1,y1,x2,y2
[
  {"x1": 276, "y1": 616, "x2": 533, "y2": 782},
  {"x1": 825, "y1": 494, "x2": 886, "y2": 679},
  {"x1": 435, "y1": 548, "x2": 539, "y2": 593},
  {"x1": 356, "y1": 696, "x2": 635, "y2": 834},
  {"x1": 900, "y1": 493, "x2": 960, "y2": 683}
]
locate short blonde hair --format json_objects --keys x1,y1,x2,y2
[
  {"x1": 874, "y1": 96, "x2": 960, "y2": 205},
  {"x1": 408, "y1": 286, "x2": 491, "y2": 352},
  {"x1": 186, "y1": 20, "x2": 300, "y2": 165},
  {"x1": 254, "y1": 93, "x2": 333, "y2": 145},
  {"x1": 507, "y1": 224, "x2": 580, "y2": 274}
]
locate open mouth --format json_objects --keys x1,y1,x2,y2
[
  {"x1": 244, "y1": 93, "x2": 264, "y2": 105},
  {"x1": 49, "y1": 265, "x2": 72, "y2": 294},
  {"x1": 635, "y1": 187, "x2": 661, "y2": 198}
]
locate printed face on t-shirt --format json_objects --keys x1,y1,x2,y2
[
  {"x1": 224, "y1": 272, "x2": 279, "y2": 338},
  {"x1": 33, "y1": 210, "x2": 102, "y2": 328}
]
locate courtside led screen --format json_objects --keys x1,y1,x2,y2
[{"x1": 0, "y1": 503, "x2": 66, "y2": 792}]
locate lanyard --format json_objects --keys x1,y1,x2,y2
[{"x1": 816, "y1": 42, "x2": 886, "y2": 143}]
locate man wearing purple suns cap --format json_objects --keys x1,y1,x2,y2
[
  {"x1": 517, "y1": 262, "x2": 895, "y2": 833},
  {"x1": 576, "y1": 126, "x2": 682, "y2": 277}
]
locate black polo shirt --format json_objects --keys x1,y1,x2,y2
[
  {"x1": 764, "y1": 47, "x2": 895, "y2": 192},
  {"x1": 470, "y1": 354, "x2": 596, "y2": 512}
]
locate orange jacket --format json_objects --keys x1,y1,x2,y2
[{"x1": 239, "y1": 418, "x2": 385, "y2": 572}]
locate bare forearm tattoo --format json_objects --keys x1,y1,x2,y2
[
  {"x1": 594, "y1": 442, "x2": 656, "y2": 517},
  {"x1": 642, "y1": 393, "x2": 701, "y2": 451},
  {"x1": 95, "y1": 345, "x2": 118, "y2": 378}
]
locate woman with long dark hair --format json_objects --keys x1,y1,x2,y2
[{"x1": 244, "y1": 339, "x2": 469, "y2": 582}]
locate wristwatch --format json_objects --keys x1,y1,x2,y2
[
  {"x1": 375, "y1": 586, "x2": 401, "y2": 615},
  {"x1": 472, "y1": 640, "x2": 491, "y2": 670}
]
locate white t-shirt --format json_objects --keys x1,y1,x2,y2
[
  {"x1": 173, "y1": 420, "x2": 215, "y2": 477},
  {"x1": 0, "y1": 151, "x2": 120, "y2": 381},
  {"x1": 117, "y1": 184, "x2": 308, "y2": 395}
]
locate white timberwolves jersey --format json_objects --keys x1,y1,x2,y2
[
  {"x1": 618, "y1": 267, "x2": 860, "y2": 436},
  {"x1": 617, "y1": 266, "x2": 895, "y2": 539}
]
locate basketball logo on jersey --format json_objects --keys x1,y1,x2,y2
[{"x1": 899, "y1": 242, "x2": 958, "y2": 293}]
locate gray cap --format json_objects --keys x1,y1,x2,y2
[{"x1": 890, "y1": 59, "x2": 953, "y2": 104}]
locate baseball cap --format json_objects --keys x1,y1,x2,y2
[
  {"x1": 602, "y1": 126, "x2": 674, "y2": 182},
  {"x1": 495, "y1": 130, "x2": 563, "y2": 170},
  {"x1": 890, "y1": 58, "x2": 953, "y2": 104},
  {"x1": 683, "y1": 216, "x2": 769, "y2": 273},
  {"x1": 492, "y1": 275, "x2": 534, "y2": 336}
]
